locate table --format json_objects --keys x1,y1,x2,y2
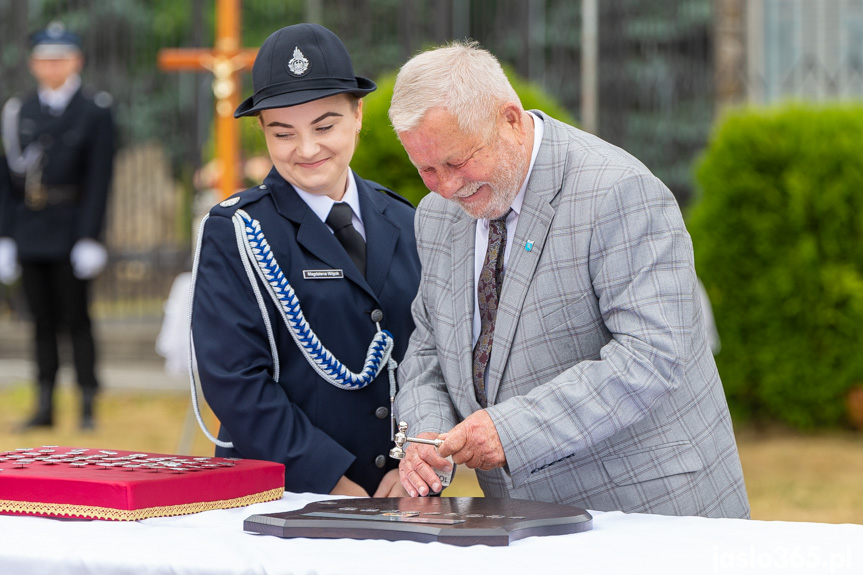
[{"x1": 1, "y1": 492, "x2": 859, "y2": 574}]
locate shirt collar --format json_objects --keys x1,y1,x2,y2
[
  {"x1": 480, "y1": 111, "x2": 544, "y2": 230},
  {"x1": 38, "y1": 74, "x2": 80, "y2": 113},
  {"x1": 293, "y1": 169, "x2": 362, "y2": 224}
]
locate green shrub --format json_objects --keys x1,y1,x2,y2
[
  {"x1": 351, "y1": 69, "x2": 577, "y2": 207},
  {"x1": 687, "y1": 104, "x2": 863, "y2": 429}
]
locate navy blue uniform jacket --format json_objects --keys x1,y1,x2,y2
[
  {"x1": 191, "y1": 168, "x2": 421, "y2": 495},
  {"x1": 0, "y1": 87, "x2": 115, "y2": 261}
]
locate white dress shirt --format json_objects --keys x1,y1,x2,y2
[
  {"x1": 38, "y1": 74, "x2": 81, "y2": 115},
  {"x1": 293, "y1": 168, "x2": 366, "y2": 241}
]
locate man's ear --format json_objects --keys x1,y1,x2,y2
[{"x1": 499, "y1": 102, "x2": 526, "y2": 143}]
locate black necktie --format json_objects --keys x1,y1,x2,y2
[{"x1": 326, "y1": 202, "x2": 366, "y2": 276}]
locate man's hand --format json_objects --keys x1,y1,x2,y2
[
  {"x1": 373, "y1": 468, "x2": 408, "y2": 497},
  {"x1": 398, "y1": 431, "x2": 452, "y2": 497},
  {"x1": 437, "y1": 409, "x2": 506, "y2": 470},
  {"x1": 330, "y1": 475, "x2": 370, "y2": 497}
]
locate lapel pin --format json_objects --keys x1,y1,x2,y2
[{"x1": 525, "y1": 240, "x2": 534, "y2": 252}]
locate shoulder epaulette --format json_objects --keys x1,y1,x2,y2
[
  {"x1": 81, "y1": 86, "x2": 113, "y2": 108},
  {"x1": 208, "y1": 184, "x2": 270, "y2": 217},
  {"x1": 365, "y1": 179, "x2": 415, "y2": 208}
]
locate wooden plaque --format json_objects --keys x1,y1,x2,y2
[{"x1": 244, "y1": 497, "x2": 592, "y2": 546}]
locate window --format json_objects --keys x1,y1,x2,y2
[{"x1": 747, "y1": 0, "x2": 863, "y2": 103}]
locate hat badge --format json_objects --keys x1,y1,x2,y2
[
  {"x1": 287, "y1": 46, "x2": 310, "y2": 77},
  {"x1": 46, "y1": 21, "x2": 67, "y2": 39}
]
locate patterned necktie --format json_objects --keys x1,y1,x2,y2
[
  {"x1": 326, "y1": 202, "x2": 366, "y2": 276},
  {"x1": 472, "y1": 210, "x2": 511, "y2": 407}
]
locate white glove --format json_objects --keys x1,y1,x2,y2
[
  {"x1": 70, "y1": 238, "x2": 108, "y2": 280},
  {"x1": 0, "y1": 237, "x2": 20, "y2": 285}
]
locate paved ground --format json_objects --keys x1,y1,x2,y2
[
  {"x1": 0, "y1": 357, "x2": 188, "y2": 391},
  {"x1": 0, "y1": 318, "x2": 187, "y2": 392}
]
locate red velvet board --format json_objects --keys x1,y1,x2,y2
[{"x1": 0, "y1": 446, "x2": 285, "y2": 521}]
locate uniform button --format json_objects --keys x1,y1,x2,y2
[
  {"x1": 374, "y1": 455, "x2": 386, "y2": 468},
  {"x1": 370, "y1": 309, "x2": 384, "y2": 322},
  {"x1": 375, "y1": 406, "x2": 389, "y2": 420}
]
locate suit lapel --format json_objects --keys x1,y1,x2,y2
[
  {"x1": 21, "y1": 90, "x2": 82, "y2": 146},
  {"x1": 485, "y1": 115, "x2": 565, "y2": 405},
  {"x1": 357, "y1": 178, "x2": 400, "y2": 298}
]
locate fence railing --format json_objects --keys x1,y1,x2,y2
[{"x1": 2, "y1": 0, "x2": 721, "y2": 319}]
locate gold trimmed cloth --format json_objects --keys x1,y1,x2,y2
[{"x1": 0, "y1": 447, "x2": 285, "y2": 521}]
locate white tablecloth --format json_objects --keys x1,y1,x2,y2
[{"x1": 1, "y1": 492, "x2": 859, "y2": 574}]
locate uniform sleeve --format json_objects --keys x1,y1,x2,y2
[
  {"x1": 0, "y1": 156, "x2": 13, "y2": 237},
  {"x1": 76, "y1": 101, "x2": 115, "y2": 240},
  {"x1": 191, "y1": 213, "x2": 355, "y2": 493}
]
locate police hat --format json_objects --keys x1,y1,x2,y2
[
  {"x1": 30, "y1": 21, "x2": 82, "y2": 59},
  {"x1": 235, "y1": 23, "x2": 376, "y2": 118}
]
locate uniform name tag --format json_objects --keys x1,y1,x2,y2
[{"x1": 303, "y1": 269, "x2": 344, "y2": 279}]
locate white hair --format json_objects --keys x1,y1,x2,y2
[{"x1": 389, "y1": 40, "x2": 521, "y2": 138}]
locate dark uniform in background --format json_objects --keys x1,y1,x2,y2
[{"x1": 0, "y1": 23, "x2": 116, "y2": 430}]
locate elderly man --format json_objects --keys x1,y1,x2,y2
[{"x1": 389, "y1": 41, "x2": 749, "y2": 518}]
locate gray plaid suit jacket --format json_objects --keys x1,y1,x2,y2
[{"x1": 395, "y1": 111, "x2": 750, "y2": 518}]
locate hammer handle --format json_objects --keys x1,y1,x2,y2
[{"x1": 407, "y1": 437, "x2": 443, "y2": 448}]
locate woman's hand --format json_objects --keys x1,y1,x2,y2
[
  {"x1": 329, "y1": 475, "x2": 370, "y2": 497},
  {"x1": 373, "y1": 468, "x2": 409, "y2": 497}
]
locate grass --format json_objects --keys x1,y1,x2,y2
[
  {"x1": 735, "y1": 426, "x2": 863, "y2": 524},
  {"x1": 0, "y1": 384, "x2": 217, "y2": 458},
  {"x1": 2, "y1": 382, "x2": 862, "y2": 524}
]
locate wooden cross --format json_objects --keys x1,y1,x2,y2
[{"x1": 158, "y1": 0, "x2": 258, "y2": 201}]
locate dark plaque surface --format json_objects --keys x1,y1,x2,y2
[{"x1": 244, "y1": 497, "x2": 592, "y2": 546}]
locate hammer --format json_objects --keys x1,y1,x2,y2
[{"x1": 389, "y1": 421, "x2": 443, "y2": 459}]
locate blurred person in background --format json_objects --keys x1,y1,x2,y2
[{"x1": 0, "y1": 22, "x2": 116, "y2": 431}]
